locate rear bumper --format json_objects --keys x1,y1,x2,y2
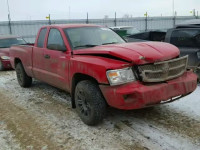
[
  {"x1": 100, "y1": 71, "x2": 197, "y2": 110},
  {"x1": 1, "y1": 59, "x2": 12, "y2": 69}
]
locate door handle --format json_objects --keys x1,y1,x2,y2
[{"x1": 44, "y1": 54, "x2": 50, "y2": 59}]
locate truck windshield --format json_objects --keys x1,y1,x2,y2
[
  {"x1": 64, "y1": 27, "x2": 125, "y2": 50},
  {"x1": 0, "y1": 38, "x2": 26, "y2": 48}
]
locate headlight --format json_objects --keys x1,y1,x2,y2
[
  {"x1": 1, "y1": 56, "x2": 10, "y2": 60},
  {"x1": 106, "y1": 67, "x2": 136, "y2": 86}
]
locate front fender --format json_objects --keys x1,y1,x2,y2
[{"x1": 69, "y1": 55, "x2": 130, "y2": 85}]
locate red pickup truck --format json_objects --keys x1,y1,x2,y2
[{"x1": 10, "y1": 24, "x2": 197, "y2": 125}]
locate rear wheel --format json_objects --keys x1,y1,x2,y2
[
  {"x1": 75, "y1": 80, "x2": 106, "y2": 126},
  {"x1": 0, "y1": 60, "x2": 4, "y2": 71},
  {"x1": 16, "y1": 63, "x2": 32, "y2": 87}
]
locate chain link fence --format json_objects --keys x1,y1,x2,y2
[{"x1": 0, "y1": 16, "x2": 197, "y2": 43}]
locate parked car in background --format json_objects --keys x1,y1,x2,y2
[
  {"x1": 110, "y1": 26, "x2": 140, "y2": 38},
  {"x1": 10, "y1": 24, "x2": 197, "y2": 125},
  {"x1": 165, "y1": 25, "x2": 200, "y2": 73},
  {"x1": 0, "y1": 35, "x2": 26, "y2": 71},
  {"x1": 125, "y1": 30, "x2": 167, "y2": 42},
  {"x1": 126, "y1": 23, "x2": 200, "y2": 80}
]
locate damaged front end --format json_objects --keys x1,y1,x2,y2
[{"x1": 99, "y1": 55, "x2": 197, "y2": 110}]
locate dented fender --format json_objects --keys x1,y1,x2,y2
[{"x1": 69, "y1": 55, "x2": 131, "y2": 86}]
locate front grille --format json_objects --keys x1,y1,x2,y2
[{"x1": 137, "y1": 56, "x2": 188, "y2": 82}]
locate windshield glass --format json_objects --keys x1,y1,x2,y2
[
  {"x1": 0, "y1": 38, "x2": 26, "y2": 48},
  {"x1": 64, "y1": 27, "x2": 125, "y2": 50}
]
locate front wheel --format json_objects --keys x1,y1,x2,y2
[
  {"x1": 16, "y1": 63, "x2": 32, "y2": 87},
  {"x1": 0, "y1": 60, "x2": 4, "y2": 71},
  {"x1": 75, "y1": 80, "x2": 106, "y2": 126}
]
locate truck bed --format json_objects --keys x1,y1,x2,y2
[{"x1": 10, "y1": 45, "x2": 34, "y2": 77}]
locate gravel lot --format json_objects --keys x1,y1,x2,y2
[{"x1": 0, "y1": 70, "x2": 200, "y2": 150}]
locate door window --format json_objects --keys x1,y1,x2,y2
[
  {"x1": 47, "y1": 29, "x2": 66, "y2": 51},
  {"x1": 37, "y1": 28, "x2": 47, "y2": 48}
]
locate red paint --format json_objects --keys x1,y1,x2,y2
[
  {"x1": 73, "y1": 42, "x2": 180, "y2": 64},
  {"x1": 0, "y1": 48, "x2": 12, "y2": 69},
  {"x1": 9, "y1": 24, "x2": 197, "y2": 110},
  {"x1": 100, "y1": 71, "x2": 197, "y2": 109},
  {"x1": 1, "y1": 60, "x2": 11, "y2": 69}
]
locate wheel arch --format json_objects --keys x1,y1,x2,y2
[
  {"x1": 14, "y1": 58, "x2": 22, "y2": 67},
  {"x1": 71, "y1": 73, "x2": 99, "y2": 108}
]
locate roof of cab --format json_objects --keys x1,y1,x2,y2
[
  {"x1": 42, "y1": 24, "x2": 101, "y2": 29},
  {"x1": 176, "y1": 19, "x2": 200, "y2": 28}
]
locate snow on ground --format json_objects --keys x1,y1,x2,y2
[
  {"x1": 0, "y1": 121, "x2": 21, "y2": 150},
  {"x1": 0, "y1": 71, "x2": 200, "y2": 150},
  {"x1": 166, "y1": 86, "x2": 200, "y2": 120}
]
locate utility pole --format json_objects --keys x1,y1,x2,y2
[
  {"x1": 190, "y1": 9, "x2": 196, "y2": 17},
  {"x1": 69, "y1": 6, "x2": 71, "y2": 20},
  {"x1": 86, "y1": 12, "x2": 89, "y2": 24},
  {"x1": 172, "y1": 0, "x2": 175, "y2": 16},
  {"x1": 173, "y1": 11, "x2": 177, "y2": 27},
  {"x1": 114, "y1": 12, "x2": 117, "y2": 26},
  {"x1": 7, "y1": 0, "x2": 12, "y2": 34},
  {"x1": 49, "y1": 14, "x2": 51, "y2": 25},
  {"x1": 46, "y1": 14, "x2": 51, "y2": 25},
  {"x1": 144, "y1": 12, "x2": 148, "y2": 31},
  {"x1": 193, "y1": 9, "x2": 196, "y2": 17},
  {"x1": 172, "y1": 0, "x2": 177, "y2": 27},
  {"x1": 67, "y1": 0, "x2": 70, "y2": 20}
]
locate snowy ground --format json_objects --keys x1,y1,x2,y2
[{"x1": 0, "y1": 70, "x2": 199, "y2": 150}]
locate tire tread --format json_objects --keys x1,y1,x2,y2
[{"x1": 75, "y1": 80, "x2": 106, "y2": 126}]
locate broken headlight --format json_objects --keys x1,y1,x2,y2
[{"x1": 106, "y1": 67, "x2": 136, "y2": 86}]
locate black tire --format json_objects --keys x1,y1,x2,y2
[
  {"x1": 75, "y1": 80, "x2": 106, "y2": 126},
  {"x1": 16, "y1": 63, "x2": 32, "y2": 87},
  {"x1": 0, "y1": 60, "x2": 4, "y2": 71}
]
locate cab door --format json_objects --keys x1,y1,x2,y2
[
  {"x1": 32, "y1": 27, "x2": 48, "y2": 81},
  {"x1": 43, "y1": 28, "x2": 70, "y2": 90}
]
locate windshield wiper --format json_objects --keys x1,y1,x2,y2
[
  {"x1": 102, "y1": 42, "x2": 118, "y2": 45},
  {"x1": 74, "y1": 44, "x2": 99, "y2": 49}
]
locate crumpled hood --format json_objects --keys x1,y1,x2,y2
[
  {"x1": 0, "y1": 48, "x2": 10, "y2": 56},
  {"x1": 73, "y1": 42, "x2": 180, "y2": 65}
]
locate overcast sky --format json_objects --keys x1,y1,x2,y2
[{"x1": 0, "y1": 0, "x2": 200, "y2": 21}]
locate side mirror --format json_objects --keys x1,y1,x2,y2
[{"x1": 47, "y1": 44, "x2": 66, "y2": 52}]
